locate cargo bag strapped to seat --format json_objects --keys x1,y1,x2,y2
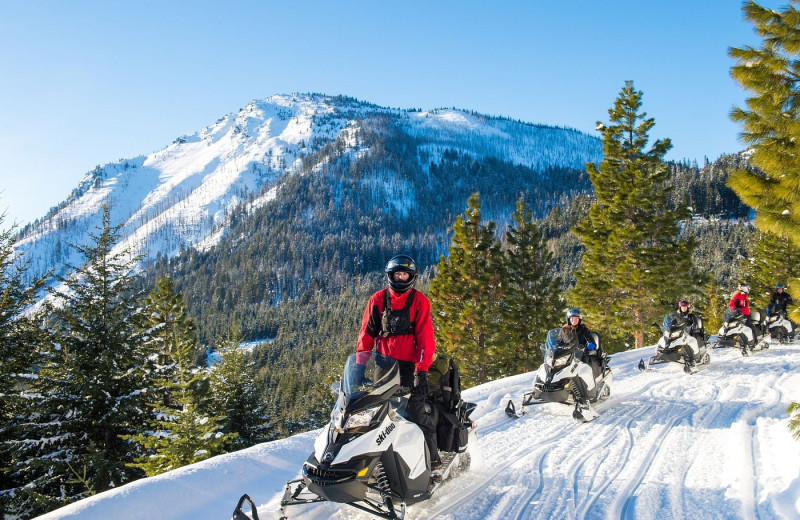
[
  {"x1": 427, "y1": 353, "x2": 470, "y2": 453},
  {"x1": 427, "y1": 353, "x2": 461, "y2": 410}
]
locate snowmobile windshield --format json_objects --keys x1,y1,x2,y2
[
  {"x1": 341, "y1": 351, "x2": 400, "y2": 400},
  {"x1": 543, "y1": 328, "x2": 575, "y2": 369},
  {"x1": 661, "y1": 312, "x2": 686, "y2": 337}
]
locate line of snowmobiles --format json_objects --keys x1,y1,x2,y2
[
  {"x1": 638, "y1": 305, "x2": 793, "y2": 377},
  {"x1": 504, "y1": 328, "x2": 613, "y2": 424},
  {"x1": 230, "y1": 307, "x2": 795, "y2": 520},
  {"x1": 234, "y1": 351, "x2": 478, "y2": 520}
]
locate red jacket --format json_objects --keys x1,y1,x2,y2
[
  {"x1": 356, "y1": 288, "x2": 436, "y2": 372},
  {"x1": 729, "y1": 291, "x2": 750, "y2": 316}
]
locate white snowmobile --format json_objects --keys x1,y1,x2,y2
[
  {"x1": 766, "y1": 306, "x2": 794, "y2": 343},
  {"x1": 506, "y1": 328, "x2": 612, "y2": 423},
  {"x1": 715, "y1": 307, "x2": 768, "y2": 356},
  {"x1": 638, "y1": 312, "x2": 711, "y2": 374},
  {"x1": 273, "y1": 351, "x2": 477, "y2": 520}
]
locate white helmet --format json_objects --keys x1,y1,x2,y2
[{"x1": 738, "y1": 283, "x2": 750, "y2": 294}]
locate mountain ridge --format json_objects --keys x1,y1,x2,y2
[{"x1": 13, "y1": 93, "x2": 602, "y2": 289}]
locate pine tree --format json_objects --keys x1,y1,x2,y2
[
  {"x1": 571, "y1": 81, "x2": 696, "y2": 351},
  {"x1": 123, "y1": 275, "x2": 235, "y2": 476},
  {"x1": 728, "y1": 1, "x2": 800, "y2": 245},
  {"x1": 207, "y1": 336, "x2": 272, "y2": 449},
  {"x1": 122, "y1": 341, "x2": 235, "y2": 476},
  {"x1": 789, "y1": 402, "x2": 800, "y2": 440},
  {"x1": 429, "y1": 193, "x2": 504, "y2": 386},
  {"x1": 0, "y1": 216, "x2": 49, "y2": 518},
  {"x1": 499, "y1": 197, "x2": 563, "y2": 373},
  {"x1": 14, "y1": 206, "x2": 149, "y2": 516},
  {"x1": 728, "y1": 2, "x2": 800, "y2": 441},
  {"x1": 139, "y1": 276, "x2": 199, "y2": 407}
]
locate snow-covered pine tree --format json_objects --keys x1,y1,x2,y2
[
  {"x1": 14, "y1": 206, "x2": 149, "y2": 516},
  {"x1": 430, "y1": 193, "x2": 504, "y2": 386},
  {"x1": 499, "y1": 197, "x2": 563, "y2": 373},
  {"x1": 0, "y1": 216, "x2": 49, "y2": 518},
  {"x1": 122, "y1": 275, "x2": 235, "y2": 476},
  {"x1": 571, "y1": 81, "x2": 696, "y2": 351},
  {"x1": 207, "y1": 336, "x2": 272, "y2": 449}
]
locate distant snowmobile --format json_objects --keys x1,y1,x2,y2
[
  {"x1": 266, "y1": 351, "x2": 477, "y2": 520},
  {"x1": 766, "y1": 307, "x2": 795, "y2": 343},
  {"x1": 715, "y1": 308, "x2": 768, "y2": 356},
  {"x1": 506, "y1": 328, "x2": 612, "y2": 423},
  {"x1": 638, "y1": 312, "x2": 710, "y2": 374}
]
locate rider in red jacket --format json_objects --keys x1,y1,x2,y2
[
  {"x1": 356, "y1": 277, "x2": 435, "y2": 374},
  {"x1": 356, "y1": 254, "x2": 440, "y2": 469},
  {"x1": 729, "y1": 284, "x2": 751, "y2": 316}
]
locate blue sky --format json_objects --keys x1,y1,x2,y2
[{"x1": 0, "y1": 0, "x2": 781, "y2": 227}]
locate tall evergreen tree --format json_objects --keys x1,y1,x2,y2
[
  {"x1": 728, "y1": 1, "x2": 800, "y2": 440},
  {"x1": 0, "y1": 216, "x2": 49, "y2": 518},
  {"x1": 499, "y1": 197, "x2": 563, "y2": 372},
  {"x1": 430, "y1": 193, "x2": 504, "y2": 386},
  {"x1": 728, "y1": 1, "x2": 800, "y2": 245},
  {"x1": 571, "y1": 81, "x2": 696, "y2": 351},
  {"x1": 14, "y1": 206, "x2": 148, "y2": 516},
  {"x1": 207, "y1": 336, "x2": 272, "y2": 449}
]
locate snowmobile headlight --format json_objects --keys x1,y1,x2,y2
[{"x1": 343, "y1": 405, "x2": 382, "y2": 431}]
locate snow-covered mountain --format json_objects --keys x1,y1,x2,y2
[
  {"x1": 12, "y1": 93, "x2": 601, "y2": 286},
  {"x1": 34, "y1": 341, "x2": 800, "y2": 520}
]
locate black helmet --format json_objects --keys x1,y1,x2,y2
[{"x1": 385, "y1": 255, "x2": 418, "y2": 293}]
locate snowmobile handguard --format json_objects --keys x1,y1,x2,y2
[{"x1": 232, "y1": 494, "x2": 259, "y2": 520}]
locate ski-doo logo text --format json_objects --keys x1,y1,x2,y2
[{"x1": 375, "y1": 423, "x2": 396, "y2": 446}]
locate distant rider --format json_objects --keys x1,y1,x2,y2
[
  {"x1": 769, "y1": 284, "x2": 794, "y2": 315},
  {"x1": 769, "y1": 283, "x2": 795, "y2": 335},
  {"x1": 674, "y1": 300, "x2": 703, "y2": 366},
  {"x1": 728, "y1": 283, "x2": 759, "y2": 346},
  {"x1": 562, "y1": 308, "x2": 604, "y2": 377},
  {"x1": 356, "y1": 254, "x2": 441, "y2": 470},
  {"x1": 676, "y1": 299, "x2": 704, "y2": 343}
]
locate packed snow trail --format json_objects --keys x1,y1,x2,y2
[{"x1": 35, "y1": 342, "x2": 800, "y2": 520}]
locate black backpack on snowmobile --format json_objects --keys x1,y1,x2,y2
[{"x1": 426, "y1": 353, "x2": 473, "y2": 454}]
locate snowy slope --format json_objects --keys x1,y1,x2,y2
[{"x1": 34, "y1": 340, "x2": 800, "y2": 520}]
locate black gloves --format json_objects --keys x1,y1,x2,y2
[{"x1": 413, "y1": 371, "x2": 430, "y2": 397}]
